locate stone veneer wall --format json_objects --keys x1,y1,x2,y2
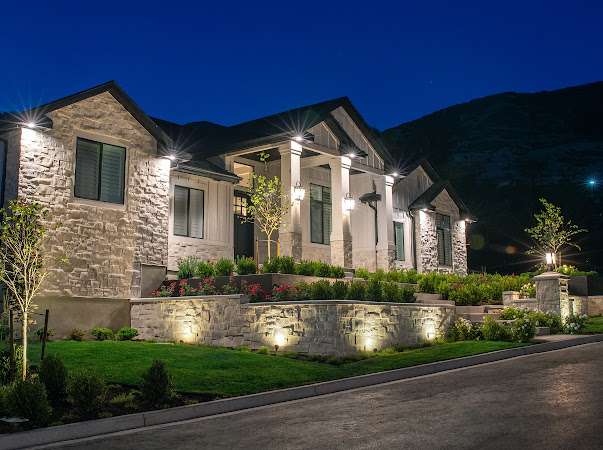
[
  {"x1": 131, "y1": 296, "x2": 455, "y2": 356},
  {"x1": 15, "y1": 92, "x2": 170, "y2": 298}
]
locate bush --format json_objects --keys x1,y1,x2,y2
[
  {"x1": 69, "y1": 328, "x2": 85, "y2": 341},
  {"x1": 177, "y1": 256, "x2": 197, "y2": 279},
  {"x1": 510, "y1": 317, "x2": 536, "y2": 342},
  {"x1": 116, "y1": 327, "x2": 139, "y2": 341},
  {"x1": 481, "y1": 316, "x2": 509, "y2": 341},
  {"x1": 140, "y1": 360, "x2": 174, "y2": 408},
  {"x1": 530, "y1": 311, "x2": 562, "y2": 334},
  {"x1": 214, "y1": 258, "x2": 235, "y2": 276},
  {"x1": 329, "y1": 266, "x2": 345, "y2": 279},
  {"x1": 400, "y1": 286, "x2": 417, "y2": 303},
  {"x1": 279, "y1": 256, "x2": 295, "y2": 274},
  {"x1": 68, "y1": 371, "x2": 107, "y2": 419},
  {"x1": 449, "y1": 317, "x2": 478, "y2": 341},
  {"x1": 6, "y1": 379, "x2": 52, "y2": 427},
  {"x1": 194, "y1": 261, "x2": 215, "y2": 278},
  {"x1": 563, "y1": 314, "x2": 588, "y2": 334},
  {"x1": 293, "y1": 282, "x2": 312, "y2": 300},
  {"x1": 382, "y1": 282, "x2": 401, "y2": 303},
  {"x1": 366, "y1": 279, "x2": 383, "y2": 302},
  {"x1": 272, "y1": 284, "x2": 297, "y2": 301},
  {"x1": 499, "y1": 306, "x2": 527, "y2": 320},
  {"x1": 262, "y1": 257, "x2": 280, "y2": 273},
  {"x1": 35, "y1": 327, "x2": 55, "y2": 342},
  {"x1": 346, "y1": 281, "x2": 366, "y2": 300},
  {"x1": 332, "y1": 280, "x2": 348, "y2": 299},
  {"x1": 236, "y1": 257, "x2": 257, "y2": 275},
  {"x1": 0, "y1": 350, "x2": 12, "y2": 385},
  {"x1": 520, "y1": 282, "x2": 536, "y2": 298},
  {"x1": 39, "y1": 355, "x2": 68, "y2": 408},
  {"x1": 295, "y1": 260, "x2": 317, "y2": 276},
  {"x1": 241, "y1": 281, "x2": 267, "y2": 302},
  {"x1": 310, "y1": 280, "x2": 333, "y2": 300},
  {"x1": 90, "y1": 327, "x2": 114, "y2": 341},
  {"x1": 315, "y1": 262, "x2": 332, "y2": 278},
  {"x1": 355, "y1": 268, "x2": 370, "y2": 279}
]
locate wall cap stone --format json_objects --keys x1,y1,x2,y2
[
  {"x1": 243, "y1": 299, "x2": 455, "y2": 309},
  {"x1": 533, "y1": 271, "x2": 569, "y2": 280},
  {"x1": 130, "y1": 294, "x2": 246, "y2": 304}
]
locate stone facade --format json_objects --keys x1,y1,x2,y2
[
  {"x1": 131, "y1": 296, "x2": 455, "y2": 356},
  {"x1": 12, "y1": 92, "x2": 170, "y2": 298}
]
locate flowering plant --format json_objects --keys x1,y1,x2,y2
[
  {"x1": 272, "y1": 284, "x2": 296, "y2": 302},
  {"x1": 198, "y1": 277, "x2": 218, "y2": 295},
  {"x1": 178, "y1": 279, "x2": 199, "y2": 296},
  {"x1": 152, "y1": 281, "x2": 177, "y2": 297},
  {"x1": 563, "y1": 313, "x2": 588, "y2": 334},
  {"x1": 242, "y1": 281, "x2": 269, "y2": 302}
]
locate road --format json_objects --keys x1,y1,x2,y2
[{"x1": 53, "y1": 343, "x2": 603, "y2": 450}]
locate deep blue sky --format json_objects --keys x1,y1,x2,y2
[{"x1": 2, "y1": 1, "x2": 602, "y2": 130}]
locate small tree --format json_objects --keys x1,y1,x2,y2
[
  {"x1": 525, "y1": 198, "x2": 587, "y2": 268},
  {"x1": 245, "y1": 174, "x2": 290, "y2": 261},
  {"x1": 0, "y1": 199, "x2": 49, "y2": 380}
]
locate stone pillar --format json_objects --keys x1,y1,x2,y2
[
  {"x1": 502, "y1": 291, "x2": 520, "y2": 305},
  {"x1": 279, "y1": 141, "x2": 303, "y2": 261},
  {"x1": 376, "y1": 175, "x2": 395, "y2": 270},
  {"x1": 534, "y1": 271, "x2": 570, "y2": 317},
  {"x1": 329, "y1": 156, "x2": 353, "y2": 268}
]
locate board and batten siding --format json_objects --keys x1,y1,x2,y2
[
  {"x1": 308, "y1": 122, "x2": 340, "y2": 151},
  {"x1": 392, "y1": 165, "x2": 434, "y2": 211}
]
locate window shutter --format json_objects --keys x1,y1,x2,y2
[
  {"x1": 310, "y1": 200, "x2": 323, "y2": 243},
  {"x1": 99, "y1": 144, "x2": 125, "y2": 204},
  {"x1": 74, "y1": 139, "x2": 101, "y2": 200},
  {"x1": 395, "y1": 222, "x2": 405, "y2": 261},
  {"x1": 173, "y1": 186, "x2": 189, "y2": 236},
  {"x1": 189, "y1": 188, "x2": 204, "y2": 238},
  {"x1": 323, "y1": 186, "x2": 332, "y2": 244},
  {"x1": 444, "y1": 229, "x2": 453, "y2": 266}
]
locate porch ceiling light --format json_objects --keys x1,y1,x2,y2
[
  {"x1": 293, "y1": 181, "x2": 305, "y2": 201},
  {"x1": 343, "y1": 193, "x2": 355, "y2": 211}
]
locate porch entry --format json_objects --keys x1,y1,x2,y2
[{"x1": 233, "y1": 191, "x2": 254, "y2": 259}]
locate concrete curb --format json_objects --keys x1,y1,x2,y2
[{"x1": 3, "y1": 335, "x2": 601, "y2": 449}]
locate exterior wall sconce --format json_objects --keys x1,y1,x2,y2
[
  {"x1": 293, "y1": 181, "x2": 305, "y2": 201},
  {"x1": 343, "y1": 193, "x2": 355, "y2": 211}
]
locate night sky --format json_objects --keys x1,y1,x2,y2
[{"x1": 2, "y1": 1, "x2": 602, "y2": 129}]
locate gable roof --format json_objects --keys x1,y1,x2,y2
[
  {"x1": 408, "y1": 179, "x2": 473, "y2": 220},
  {"x1": 0, "y1": 81, "x2": 171, "y2": 145}
]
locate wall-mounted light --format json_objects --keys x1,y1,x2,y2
[
  {"x1": 390, "y1": 171, "x2": 399, "y2": 177},
  {"x1": 343, "y1": 193, "x2": 355, "y2": 211},
  {"x1": 293, "y1": 135, "x2": 304, "y2": 142},
  {"x1": 293, "y1": 181, "x2": 305, "y2": 201},
  {"x1": 347, "y1": 152, "x2": 356, "y2": 158},
  {"x1": 25, "y1": 121, "x2": 37, "y2": 129},
  {"x1": 167, "y1": 154, "x2": 177, "y2": 161}
]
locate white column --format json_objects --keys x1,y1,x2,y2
[
  {"x1": 329, "y1": 156, "x2": 353, "y2": 268},
  {"x1": 376, "y1": 175, "x2": 395, "y2": 270},
  {"x1": 278, "y1": 141, "x2": 303, "y2": 261}
]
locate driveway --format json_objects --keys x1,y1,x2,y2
[{"x1": 52, "y1": 342, "x2": 603, "y2": 450}]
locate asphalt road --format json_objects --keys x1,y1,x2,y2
[{"x1": 54, "y1": 343, "x2": 603, "y2": 450}]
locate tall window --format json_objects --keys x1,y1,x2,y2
[
  {"x1": 74, "y1": 137, "x2": 126, "y2": 204},
  {"x1": 436, "y1": 213, "x2": 452, "y2": 266},
  {"x1": 174, "y1": 186, "x2": 204, "y2": 238},
  {"x1": 0, "y1": 139, "x2": 6, "y2": 207},
  {"x1": 233, "y1": 162, "x2": 254, "y2": 189},
  {"x1": 310, "y1": 184, "x2": 331, "y2": 244},
  {"x1": 394, "y1": 222, "x2": 405, "y2": 261}
]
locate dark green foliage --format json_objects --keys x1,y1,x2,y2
[
  {"x1": 140, "y1": 360, "x2": 174, "y2": 408},
  {"x1": 315, "y1": 262, "x2": 332, "y2": 278},
  {"x1": 0, "y1": 350, "x2": 13, "y2": 384},
  {"x1": 6, "y1": 379, "x2": 52, "y2": 427},
  {"x1": 35, "y1": 328, "x2": 54, "y2": 341},
  {"x1": 68, "y1": 370, "x2": 107, "y2": 419},
  {"x1": 194, "y1": 261, "x2": 215, "y2": 278},
  {"x1": 90, "y1": 327, "x2": 114, "y2": 341},
  {"x1": 310, "y1": 280, "x2": 333, "y2": 300},
  {"x1": 278, "y1": 256, "x2": 295, "y2": 274},
  {"x1": 510, "y1": 317, "x2": 536, "y2": 342},
  {"x1": 262, "y1": 257, "x2": 280, "y2": 273},
  {"x1": 177, "y1": 256, "x2": 197, "y2": 279},
  {"x1": 366, "y1": 279, "x2": 383, "y2": 302},
  {"x1": 295, "y1": 260, "x2": 316, "y2": 276},
  {"x1": 382, "y1": 282, "x2": 401, "y2": 302},
  {"x1": 293, "y1": 282, "x2": 312, "y2": 300},
  {"x1": 481, "y1": 316, "x2": 510, "y2": 341},
  {"x1": 39, "y1": 355, "x2": 68, "y2": 408},
  {"x1": 329, "y1": 266, "x2": 345, "y2": 278},
  {"x1": 355, "y1": 268, "x2": 370, "y2": 279},
  {"x1": 214, "y1": 258, "x2": 235, "y2": 276},
  {"x1": 400, "y1": 286, "x2": 416, "y2": 302},
  {"x1": 346, "y1": 281, "x2": 366, "y2": 300},
  {"x1": 116, "y1": 327, "x2": 139, "y2": 341},
  {"x1": 69, "y1": 328, "x2": 85, "y2": 341},
  {"x1": 236, "y1": 257, "x2": 257, "y2": 275},
  {"x1": 332, "y1": 280, "x2": 348, "y2": 299}
]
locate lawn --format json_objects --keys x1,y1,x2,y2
[
  {"x1": 22, "y1": 340, "x2": 524, "y2": 397},
  {"x1": 582, "y1": 316, "x2": 603, "y2": 334}
]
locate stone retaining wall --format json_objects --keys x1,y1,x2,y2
[{"x1": 130, "y1": 296, "x2": 455, "y2": 355}]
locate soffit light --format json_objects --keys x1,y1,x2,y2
[
  {"x1": 343, "y1": 193, "x2": 355, "y2": 211},
  {"x1": 293, "y1": 181, "x2": 305, "y2": 201}
]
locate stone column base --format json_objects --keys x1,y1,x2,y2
[
  {"x1": 279, "y1": 231, "x2": 302, "y2": 261},
  {"x1": 330, "y1": 239, "x2": 353, "y2": 268},
  {"x1": 376, "y1": 247, "x2": 395, "y2": 270}
]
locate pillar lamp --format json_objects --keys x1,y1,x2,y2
[
  {"x1": 293, "y1": 181, "x2": 305, "y2": 201},
  {"x1": 545, "y1": 252, "x2": 556, "y2": 270},
  {"x1": 343, "y1": 193, "x2": 355, "y2": 211}
]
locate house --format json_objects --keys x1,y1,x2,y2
[{"x1": 0, "y1": 81, "x2": 472, "y2": 332}]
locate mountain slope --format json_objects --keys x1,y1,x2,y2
[{"x1": 382, "y1": 82, "x2": 603, "y2": 273}]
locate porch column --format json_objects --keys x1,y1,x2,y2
[
  {"x1": 329, "y1": 156, "x2": 353, "y2": 268},
  {"x1": 278, "y1": 141, "x2": 303, "y2": 261},
  {"x1": 376, "y1": 175, "x2": 395, "y2": 270}
]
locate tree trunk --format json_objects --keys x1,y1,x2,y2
[
  {"x1": 266, "y1": 233, "x2": 272, "y2": 261},
  {"x1": 21, "y1": 311, "x2": 27, "y2": 380}
]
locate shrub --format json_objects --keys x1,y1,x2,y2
[
  {"x1": 214, "y1": 258, "x2": 235, "y2": 276},
  {"x1": 69, "y1": 328, "x2": 85, "y2": 341},
  {"x1": 382, "y1": 282, "x2": 401, "y2": 302},
  {"x1": 0, "y1": 350, "x2": 12, "y2": 385},
  {"x1": 262, "y1": 257, "x2": 280, "y2": 273},
  {"x1": 310, "y1": 280, "x2": 333, "y2": 300},
  {"x1": 197, "y1": 277, "x2": 218, "y2": 295},
  {"x1": 510, "y1": 317, "x2": 536, "y2": 342},
  {"x1": 68, "y1": 371, "x2": 107, "y2": 419},
  {"x1": 177, "y1": 279, "x2": 199, "y2": 296},
  {"x1": 449, "y1": 317, "x2": 477, "y2": 341},
  {"x1": 371, "y1": 269, "x2": 387, "y2": 282},
  {"x1": 563, "y1": 314, "x2": 588, "y2": 334},
  {"x1": 530, "y1": 311, "x2": 562, "y2": 334},
  {"x1": 499, "y1": 306, "x2": 527, "y2": 320},
  {"x1": 177, "y1": 256, "x2": 197, "y2": 279},
  {"x1": 279, "y1": 256, "x2": 295, "y2": 274},
  {"x1": 315, "y1": 262, "x2": 332, "y2": 278},
  {"x1": 520, "y1": 282, "x2": 536, "y2": 298},
  {"x1": 0, "y1": 384, "x2": 9, "y2": 418},
  {"x1": 332, "y1": 280, "x2": 348, "y2": 299},
  {"x1": 39, "y1": 355, "x2": 68, "y2": 408},
  {"x1": 90, "y1": 327, "x2": 114, "y2": 341},
  {"x1": 116, "y1": 327, "x2": 139, "y2": 341},
  {"x1": 236, "y1": 257, "x2": 257, "y2": 275},
  {"x1": 295, "y1": 260, "x2": 316, "y2": 276},
  {"x1": 355, "y1": 268, "x2": 370, "y2": 280},
  {"x1": 241, "y1": 281, "x2": 268, "y2": 302},
  {"x1": 272, "y1": 284, "x2": 296, "y2": 302},
  {"x1": 293, "y1": 282, "x2": 312, "y2": 300},
  {"x1": 153, "y1": 284, "x2": 175, "y2": 297},
  {"x1": 481, "y1": 316, "x2": 509, "y2": 341},
  {"x1": 35, "y1": 327, "x2": 54, "y2": 342},
  {"x1": 194, "y1": 261, "x2": 214, "y2": 278},
  {"x1": 400, "y1": 286, "x2": 416, "y2": 303},
  {"x1": 221, "y1": 279, "x2": 239, "y2": 295},
  {"x1": 140, "y1": 360, "x2": 174, "y2": 408},
  {"x1": 6, "y1": 379, "x2": 52, "y2": 427},
  {"x1": 329, "y1": 266, "x2": 345, "y2": 279},
  {"x1": 346, "y1": 281, "x2": 366, "y2": 300},
  {"x1": 366, "y1": 279, "x2": 383, "y2": 302}
]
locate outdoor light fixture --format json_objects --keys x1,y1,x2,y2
[
  {"x1": 347, "y1": 152, "x2": 356, "y2": 158},
  {"x1": 274, "y1": 329, "x2": 286, "y2": 347},
  {"x1": 390, "y1": 171, "x2": 399, "y2": 177},
  {"x1": 293, "y1": 181, "x2": 305, "y2": 201},
  {"x1": 545, "y1": 252, "x2": 556, "y2": 268},
  {"x1": 343, "y1": 193, "x2": 355, "y2": 211},
  {"x1": 167, "y1": 154, "x2": 177, "y2": 161},
  {"x1": 425, "y1": 321, "x2": 436, "y2": 341},
  {"x1": 293, "y1": 135, "x2": 304, "y2": 142},
  {"x1": 25, "y1": 121, "x2": 37, "y2": 129}
]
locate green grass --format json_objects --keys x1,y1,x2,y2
[
  {"x1": 20, "y1": 340, "x2": 523, "y2": 397},
  {"x1": 582, "y1": 316, "x2": 603, "y2": 334}
]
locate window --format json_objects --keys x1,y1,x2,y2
[
  {"x1": 174, "y1": 186, "x2": 204, "y2": 238},
  {"x1": 74, "y1": 137, "x2": 126, "y2": 204},
  {"x1": 0, "y1": 139, "x2": 6, "y2": 207},
  {"x1": 394, "y1": 222, "x2": 405, "y2": 261},
  {"x1": 436, "y1": 213, "x2": 453, "y2": 266},
  {"x1": 233, "y1": 162, "x2": 254, "y2": 189},
  {"x1": 310, "y1": 184, "x2": 331, "y2": 244},
  {"x1": 233, "y1": 194, "x2": 248, "y2": 217}
]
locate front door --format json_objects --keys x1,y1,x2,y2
[{"x1": 233, "y1": 192, "x2": 254, "y2": 259}]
